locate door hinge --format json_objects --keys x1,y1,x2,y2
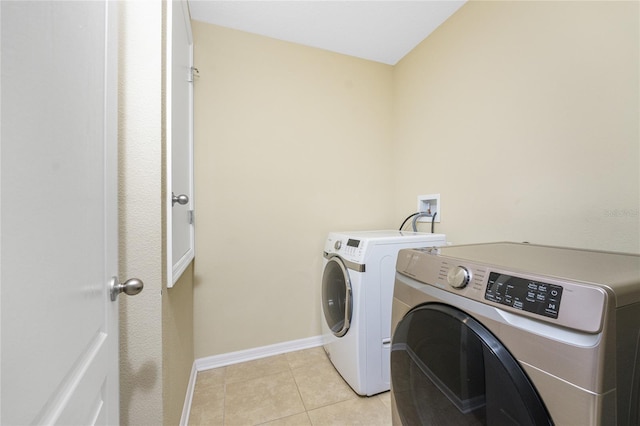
[
  {"x1": 188, "y1": 67, "x2": 199, "y2": 83},
  {"x1": 188, "y1": 209, "x2": 195, "y2": 225}
]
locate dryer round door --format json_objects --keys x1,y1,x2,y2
[
  {"x1": 391, "y1": 303, "x2": 553, "y2": 426},
  {"x1": 322, "y1": 257, "x2": 352, "y2": 337}
]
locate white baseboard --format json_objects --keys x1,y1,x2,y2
[
  {"x1": 179, "y1": 363, "x2": 198, "y2": 426},
  {"x1": 195, "y1": 335, "x2": 323, "y2": 371},
  {"x1": 181, "y1": 335, "x2": 323, "y2": 425}
]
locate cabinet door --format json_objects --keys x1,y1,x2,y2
[{"x1": 167, "y1": 0, "x2": 194, "y2": 287}]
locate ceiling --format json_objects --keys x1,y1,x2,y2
[{"x1": 188, "y1": 1, "x2": 466, "y2": 65}]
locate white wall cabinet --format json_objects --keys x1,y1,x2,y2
[{"x1": 167, "y1": 0, "x2": 195, "y2": 287}]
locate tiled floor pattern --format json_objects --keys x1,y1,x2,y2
[{"x1": 188, "y1": 346, "x2": 392, "y2": 425}]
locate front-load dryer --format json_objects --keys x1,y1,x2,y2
[
  {"x1": 390, "y1": 242, "x2": 640, "y2": 425},
  {"x1": 321, "y1": 230, "x2": 446, "y2": 396}
]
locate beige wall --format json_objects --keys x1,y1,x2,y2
[
  {"x1": 192, "y1": 22, "x2": 395, "y2": 357},
  {"x1": 119, "y1": 1, "x2": 194, "y2": 425},
  {"x1": 192, "y1": 1, "x2": 639, "y2": 359},
  {"x1": 393, "y1": 0, "x2": 639, "y2": 252},
  {"x1": 118, "y1": 2, "x2": 163, "y2": 424},
  {"x1": 162, "y1": 263, "x2": 195, "y2": 425}
]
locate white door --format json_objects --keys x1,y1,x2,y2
[
  {"x1": 1, "y1": 2, "x2": 127, "y2": 424},
  {"x1": 167, "y1": 0, "x2": 195, "y2": 287}
]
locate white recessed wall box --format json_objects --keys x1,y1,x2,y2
[{"x1": 417, "y1": 194, "x2": 441, "y2": 223}]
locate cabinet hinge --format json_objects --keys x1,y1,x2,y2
[{"x1": 188, "y1": 209, "x2": 195, "y2": 225}]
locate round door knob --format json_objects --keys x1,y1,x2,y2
[
  {"x1": 172, "y1": 192, "x2": 189, "y2": 206},
  {"x1": 110, "y1": 277, "x2": 144, "y2": 301},
  {"x1": 447, "y1": 266, "x2": 471, "y2": 289}
]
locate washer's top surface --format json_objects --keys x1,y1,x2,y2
[
  {"x1": 325, "y1": 230, "x2": 446, "y2": 264},
  {"x1": 437, "y1": 242, "x2": 640, "y2": 302},
  {"x1": 330, "y1": 230, "x2": 439, "y2": 241}
]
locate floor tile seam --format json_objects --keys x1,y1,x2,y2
[
  {"x1": 307, "y1": 412, "x2": 322, "y2": 426},
  {"x1": 304, "y1": 394, "x2": 390, "y2": 424},
  {"x1": 305, "y1": 399, "x2": 342, "y2": 420},
  {"x1": 223, "y1": 369, "x2": 308, "y2": 425},
  {"x1": 290, "y1": 361, "x2": 362, "y2": 412},
  {"x1": 288, "y1": 363, "x2": 313, "y2": 413},
  {"x1": 223, "y1": 367, "x2": 293, "y2": 387},
  {"x1": 303, "y1": 395, "x2": 356, "y2": 415},
  {"x1": 286, "y1": 356, "x2": 325, "y2": 413},
  {"x1": 285, "y1": 359, "x2": 314, "y2": 372},
  {"x1": 253, "y1": 410, "x2": 312, "y2": 426},
  {"x1": 287, "y1": 359, "x2": 356, "y2": 414},
  {"x1": 188, "y1": 373, "x2": 226, "y2": 424},
  {"x1": 193, "y1": 381, "x2": 226, "y2": 395},
  {"x1": 287, "y1": 357, "x2": 326, "y2": 421},
  {"x1": 368, "y1": 393, "x2": 392, "y2": 411},
  {"x1": 296, "y1": 369, "x2": 360, "y2": 412},
  {"x1": 221, "y1": 387, "x2": 226, "y2": 426},
  {"x1": 248, "y1": 405, "x2": 308, "y2": 426},
  {"x1": 222, "y1": 354, "x2": 289, "y2": 381},
  {"x1": 195, "y1": 366, "x2": 227, "y2": 391}
]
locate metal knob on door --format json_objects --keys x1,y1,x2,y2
[
  {"x1": 172, "y1": 192, "x2": 189, "y2": 206},
  {"x1": 110, "y1": 276, "x2": 144, "y2": 301}
]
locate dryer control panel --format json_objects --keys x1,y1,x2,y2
[
  {"x1": 485, "y1": 272, "x2": 564, "y2": 319},
  {"x1": 396, "y1": 246, "x2": 610, "y2": 334}
]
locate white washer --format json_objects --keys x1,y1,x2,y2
[{"x1": 321, "y1": 230, "x2": 446, "y2": 396}]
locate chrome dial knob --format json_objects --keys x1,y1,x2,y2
[
  {"x1": 334, "y1": 240, "x2": 342, "y2": 250},
  {"x1": 447, "y1": 266, "x2": 471, "y2": 289}
]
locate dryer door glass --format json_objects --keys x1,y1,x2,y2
[
  {"x1": 322, "y1": 257, "x2": 352, "y2": 337},
  {"x1": 391, "y1": 303, "x2": 553, "y2": 426}
]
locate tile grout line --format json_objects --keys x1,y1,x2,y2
[
  {"x1": 189, "y1": 347, "x2": 392, "y2": 425},
  {"x1": 286, "y1": 354, "x2": 314, "y2": 425},
  {"x1": 221, "y1": 366, "x2": 226, "y2": 426}
]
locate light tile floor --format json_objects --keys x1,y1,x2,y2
[{"x1": 188, "y1": 346, "x2": 392, "y2": 426}]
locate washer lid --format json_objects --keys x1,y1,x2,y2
[{"x1": 325, "y1": 230, "x2": 446, "y2": 264}]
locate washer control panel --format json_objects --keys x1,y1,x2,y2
[
  {"x1": 344, "y1": 238, "x2": 363, "y2": 258},
  {"x1": 485, "y1": 272, "x2": 564, "y2": 319},
  {"x1": 325, "y1": 236, "x2": 365, "y2": 263}
]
